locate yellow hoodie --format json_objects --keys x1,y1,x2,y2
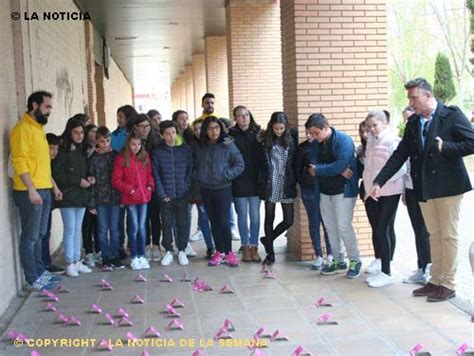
[{"x1": 10, "y1": 113, "x2": 52, "y2": 191}]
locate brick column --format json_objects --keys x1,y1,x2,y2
[
  {"x1": 84, "y1": 20, "x2": 97, "y2": 124},
  {"x1": 226, "y1": 0, "x2": 283, "y2": 125},
  {"x1": 205, "y1": 36, "x2": 230, "y2": 117},
  {"x1": 192, "y1": 53, "x2": 207, "y2": 119},
  {"x1": 184, "y1": 65, "x2": 195, "y2": 116},
  {"x1": 281, "y1": 0, "x2": 388, "y2": 260},
  {"x1": 94, "y1": 63, "x2": 106, "y2": 127}
]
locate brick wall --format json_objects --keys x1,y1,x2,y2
[
  {"x1": 84, "y1": 20, "x2": 97, "y2": 124},
  {"x1": 226, "y1": 0, "x2": 283, "y2": 126},
  {"x1": 281, "y1": 0, "x2": 388, "y2": 260},
  {"x1": 192, "y1": 54, "x2": 207, "y2": 119},
  {"x1": 0, "y1": 0, "x2": 21, "y2": 318},
  {"x1": 184, "y1": 65, "x2": 195, "y2": 117},
  {"x1": 179, "y1": 74, "x2": 187, "y2": 112},
  {"x1": 205, "y1": 36, "x2": 230, "y2": 118}
]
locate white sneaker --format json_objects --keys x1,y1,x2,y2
[
  {"x1": 84, "y1": 253, "x2": 95, "y2": 267},
  {"x1": 231, "y1": 229, "x2": 240, "y2": 241},
  {"x1": 66, "y1": 263, "x2": 78, "y2": 277},
  {"x1": 325, "y1": 255, "x2": 334, "y2": 265},
  {"x1": 368, "y1": 272, "x2": 393, "y2": 288},
  {"x1": 365, "y1": 259, "x2": 381, "y2": 274},
  {"x1": 178, "y1": 251, "x2": 189, "y2": 266},
  {"x1": 311, "y1": 256, "x2": 324, "y2": 270},
  {"x1": 139, "y1": 256, "x2": 150, "y2": 269},
  {"x1": 184, "y1": 244, "x2": 197, "y2": 257},
  {"x1": 76, "y1": 261, "x2": 92, "y2": 273},
  {"x1": 130, "y1": 257, "x2": 141, "y2": 270},
  {"x1": 365, "y1": 272, "x2": 380, "y2": 284},
  {"x1": 151, "y1": 247, "x2": 161, "y2": 261},
  {"x1": 403, "y1": 269, "x2": 429, "y2": 284},
  {"x1": 161, "y1": 251, "x2": 173, "y2": 266},
  {"x1": 145, "y1": 247, "x2": 152, "y2": 261},
  {"x1": 190, "y1": 230, "x2": 204, "y2": 241}
]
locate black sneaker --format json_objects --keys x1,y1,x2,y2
[
  {"x1": 47, "y1": 265, "x2": 65, "y2": 274},
  {"x1": 206, "y1": 248, "x2": 215, "y2": 260},
  {"x1": 111, "y1": 257, "x2": 125, "y2": 270},
  {"x1": 101, "y1": 258, "x2": 113, "y2": 272},
  {"x1": 262, "y1": 254, "x2": 275, "y2": 265}
]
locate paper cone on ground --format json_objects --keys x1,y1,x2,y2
[
  {"x1": 56, "y1": 313, "x2": 68, "y2": 323},
  {"x1": 104, "y1": 313, "x2": 116, "y2": 326},
  {"x1": 65, "y1": 316, "x2": 81, "y2": 326},
  {"x1": 169, "y1": 298, "x2": 185, "y2": 308},
  {"x1": 270, "y1": 329, "x2": 289, "y2": 341},
  {"x1": 117, "y1": 307, "x2": 129, "y2": 318},
  {"x1": 167, "y1": 319, "x2": 184, "y2": 330},
  {"x1": 90, "y1": 304, "x2": 102, "y2": 313},
  {"x1": 315, "y1": 297, "x2": 332, "y2": 307},
  {"x1": 262, "y1": 271, "x2": 276, "y2": 279},
  {"x1": 219, "y1": 284, "x2": 234, "y2": 294},
  {"x1": 410, "y1": 343, "x2": 428, "y2": 356},
  {"x1": 456, "y1": 342, "x2": 471, "y2": 356},
  {"x1": 192, "y1": 349, "x2": 206, "y2": 356},
  {"x1": 135, "y1": 274, "x2": 147, "y2": 282},
  {"x1": 254, "y1": 327, "x2": 271, "y2": 339},
  {"x1": 43, "y1": 302, "x2": 56, "y2": 312},
  {"x1": 126, "y1": 332, "x2": 137, "y2": 342},
  {"x1": 250, "y1": 349, "x2": 266, "y2": 356},
  {"x1": 131, "y1": 295, "x2": 145, "y2": 304},
  {"x1": 161, "y1": 274, "x2": 173, "y2": 283},
  {"x1": 140, "y1": 351, "x2": 151, "y2": 356},
  {"x1": 98, "y1": 339, "x2": 113, "y2": 351},
  {"x1": 143, "y1": 326, "x2": 160, "y2": 338},
  {"x1": 222, "y1": 319, "x2": 235, "y2": 332},
  {"x1": 100, "y1": 279, "x2": 113, "y2": 290},
  {"x1": 213, "y1": 327, "x2": 233, "y2": 341},
  {"x1": 317, "y1": 312, "x2": 338, "y2": 325},
  {"x1": 292, "y1": 345, "x2": 313, "y2": 356},
  {"x1": 117, "y1": 317, "x2": 133, "y2": 327}
]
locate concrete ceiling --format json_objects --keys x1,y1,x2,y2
[{"x1": 75, "y1": 0, "x2": 226, "y2": 93}]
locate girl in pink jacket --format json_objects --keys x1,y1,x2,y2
[
  {"x1": 363, "y1": 110, "x2": 406, "y2": 288},
  {"x1": 112, "y1": 132, "x2": 155, "y2": 271}
]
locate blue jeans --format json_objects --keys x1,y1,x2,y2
[
  {"x1": 126, "y1": 204, "x2": 148, "y2": 258},
  {"x1": 60, "y1": 207, "x2": 86, "y2": 264},
  {"x1": 301, "y1": 188, "x2": 332, "y2": 257},
  {"x1": 96, "y1": 205, "x2": 121, "y2": 259},
  {"x1": 234, "y1": 196, "x2": 261, "y2": 246},
  {"x1": 13, "y1": 190, "x2": 51, "y2": 284},
  {"x1": 41, "y1": 210, "x2": 53, "y2": 268},
  {"x1": 185, "y1": 203, "x2": 214, "y2": 249}
]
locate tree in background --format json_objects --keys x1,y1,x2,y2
[{"x1": 434, "y1": 53, "x2": 457, "y2": 104}]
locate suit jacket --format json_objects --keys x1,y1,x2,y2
[{"x1": 374, "y1": 102, "x2": 474, "y2": 201}]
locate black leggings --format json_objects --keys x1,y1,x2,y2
[
  {"x1": 264, "y1": 202, "x2": 294, "y2": 255},
  {"x1": 365, "y1": 194, "x2": 400, "y2": 275}
]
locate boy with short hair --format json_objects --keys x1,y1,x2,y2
[
  {"x1": 152, "y1": 121, "x2": 193, "y2": 266},
  {"x1": 88, "y1": 126, "x2": 124, "y2": 270}
]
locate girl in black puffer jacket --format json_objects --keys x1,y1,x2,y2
[{"x1": 195, "y1": 116, "x2": 244, "y2": 267}]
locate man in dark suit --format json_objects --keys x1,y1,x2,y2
[{"x1": 369, "y1": 78, "x2": 474, "y2": 302}]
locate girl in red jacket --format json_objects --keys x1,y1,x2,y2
[{"x1": 112, "y1": 132, "x2": 155, "y2": 270}]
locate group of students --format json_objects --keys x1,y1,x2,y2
[{"x1": 11, "y1": 80, "x2": 474, "y2": 301}]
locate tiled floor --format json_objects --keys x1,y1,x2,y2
[{"x1": 1, "y1": 243, "x2": 473, "y2": 356}]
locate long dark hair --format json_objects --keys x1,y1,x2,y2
[
  {"x1": 117, "y1": 105, "x2": 138, "y2": 132},
  {"x1": 232, "y1": 105, "x2": 260, "y2": 131},
  {"x1": 200, "y1": 116, "x2": 226, "y2": 145},
  {"x1": 61, "y1": 118, "x2": 86, "y2": 152},
  {"x1": 120, "y1": 131, "x2": 149, "y2": 167},
  {"x1": 262, "y1": 111, "x2": 292, "y2": 148}
]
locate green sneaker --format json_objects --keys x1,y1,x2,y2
[
  {"x1": 336, "y1": 261, "x2": 348, "y2": 273},
  {"x1": 321, "y1": 262, "x2": 338, "y2": 275},
  {"x1": 346, "y1": 260, "x2": 362, "y2": 279}
]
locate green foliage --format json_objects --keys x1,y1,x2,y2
[{"x1": 433, "y1": 53, "x2": 457, "y2": 104}]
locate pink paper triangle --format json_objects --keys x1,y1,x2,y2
[
  {"x1": 118, "y1": 317, "x2": 133, "y2": 327},
  {"x1": 131, "y1": 295, "x2": 145, "y2": 304},
  {"x1": 126, "y1": 332, "x2": 137, "y2": 342},
  {"x1": 65, "y1": 316, "x2": 81, "y2": 326},
  {"x1": 90, "y1": 304, "x2": 102, "y2": 313},
  {"x1": 410, "y1": 343, "x2": 425, "y2": 356},
  {"x1": 143, "y1": 326, "x2": 161, "y2": 338},
  {"x1": 167, "y1": 319, "x2": 184, "y2": 330},
  {"x1": 117, "y1": 308, "x2": 129, "y2": 318},
  {"x1": 181, "y1": 272, "x2": 192, "y2": 282},
  {"x1": 219, "y1": 284, "x2": 235, "y2": 294},
  {"x1": 98, "y1": 339, "x2": 113, "y2": 351},
  {"x1": 292, "y1": 345, "x2": 313, "y2": 356},
  {"x1": 43, "y1": 302, "x2": 56, "y2": 312},
  {"x1": 213, "y1": 327, "x2": 233, "y2": 341},
  {"x1": 135, "y1": 274, "x2": 147, "y2": 282},
  {"x1": 141, "y1": 351, "x2": 151, "y2": 356},
  {"x1": 192, "y1": 349, "x2": 206, "y2": 356},
  {"x1": 104, "y1": 313, "x2": 116, "y2": 326},
  {"x1": 222, "y1": 319, "x2": 235, "y2": 332},
  {"x1": 170, "y1": 298, "x2": 185, "y2": 308},
  {"x1": 456, "y1": 343, "x2": 470, "y2": 356},
  {"x1": 54, "y1": 284, "x2": 69, "y2": 293},
  {"x1": 270, "y1": 329, "x2": 289, "y2": 341},
  {"x1": 262, "y1": 271, "x2": 276, "y2": 279},
  {"x1": 30, "y1": 350, "x2": 42, "y2": 356},
  {"x1": 254, "y1": 327, "x2": 271, "y2": 338},
  {"x1": 161, "y1": 274, "x2": 173, "y2": 283}
]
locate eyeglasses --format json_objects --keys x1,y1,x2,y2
[
  {"x1": 207, "y1": 125, "x2": 220, "y2": 131},
  {"x1": 138, "y1": 124, "x2": 150, "y2": 129}
]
